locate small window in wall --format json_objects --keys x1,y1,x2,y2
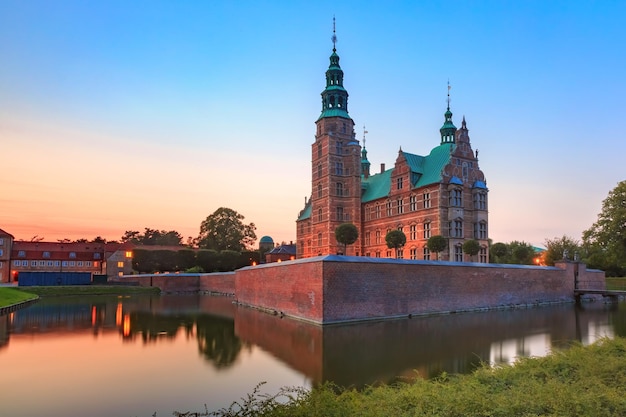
[
  {"x1": 38, "y1": 261, "x2": 45, "y2": 266},
  {"x1": 117, "y1": 261, "x2": 124, "y2": 268},
  {"x1": 423, "y1": 247, "x2": 430, "y2": 260},
  {"x1": 479, "y1": 248, "x2": 488, "y2": 263},
  {"x1": 77, "y1": 261, "x2": 83, "y2": 267},
  {"x1": 54, "y1": 261, "x2": 60, "y2": 267},
  {"x1": 43, "y1": 251, "x2": 50, "y2": 258},
  {"x1": 410, "y1": 224, "x2": 417, "y2": 240},
  {"x1": 125, "y1": 251, "x2": 132, "y2": 258},
  {"x1": 397, "y1": 198, "x2": 404, "y2": 214},
  {"x1": 0, "y1": 238, "x2": 3, "y2": 245},
  {"x1": 318, "y1": 183, "x2": 323, "y2": 198},
  {"x1": 424, "y1": 192, "x2": 431, "y2": 208},
  {"x1": 69, "y1": 252, "x2": 76, "y2": 259},
  {"x1": 423, "y1": 222, "x2": 431, "y2": 239},
  {"x1": 18, "y1": 251, "x2": 26, "y2": 257},
  {"x1": 47, "y1": 261, "x2": 53, "y2": 267},
  {"x1": 409, "y1": 195, "x2": 417, "y2": 211},
  {"x1": 94, "y1": 253, "x2": 101, "y2": 259},
  {"x1": 410, "y1": 248, "x2": 417, "y2": 259},
  {"x1": 397, "y1": 177, "x2": 403, "y2": 190},
  {"x1": 69, "y1": 261, "x2": 75, "y2": 267},
  {"x1": 454, "y1": 245, "x2": 463, "y2": 262}
]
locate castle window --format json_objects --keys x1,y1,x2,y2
[
  {"x1": 397, "y1": 177, "x2": 403, "y2": 190},
  {"x1": 335, "y1": 162, "x2": 343, "y2": 175},
  {"x1": 318, "y1": 164, "x2": 322, "y2": 178},
  {"x1": 424, "y1": 192, "x2": 431, "y2": 208},
  {"x1": 342, "y1": 122, "x2": 346, "y2": 133},
  {"x1": 318, "y1": 209, "x2": 323, "y2": 222},
  {"x1": 409, "y1": 224, "x2": 417, "y2": 240},
  {"x1": 336, "y1": 182, "x2": 343, "y2": 196},
  {"x1": 409, "y1": 195, "x2": 417, "y2": 211},
  {"x1": 317, "y1": 233, "x2": 322, "y2": 247},
  {"x1": 450, "y1": 220, "x2": 463, "y2": 238},
  {"x1": 474, "y1": 222, "x2": 487, "y2": 240},
  {"x1": 450, "y1": 189, "x2": 463, "y2": 207},
  {"x1": 317, "y1": 143, "x2": 322, "y2": 158},
  {"x1": 462, "y1": 162, "x2": 469, "y2": 180},
  {"x1": 338, "y1": 97, "x2": 343, "y2": 108},
  {"x1": 397, "y1": 198, "x2": 404, "y2": 214},
  {"x1": 397, "y1": 249, "x2": 404, "y2": 259},
  {"x1": 375, "y1": 230, "x2": 381, "y2": 244},
  {"x1": 336, "y1": 141, "x2": 342, "y2": 154},
  {"x1": 317, "y1": 183, "x2": 323, "y2": 198},
  {"x1": 375, "y1": 251, "x2": 381, "y2": 258},
  {"x1": 386, "y1": 250, "x2": 392, "y2": 258},
  {"x1": 410, "y1": 248, "x2": 417, "y2": 259},
  {"x1": 423, "y1": 222, "x2": 431, "y2": 239},
  {"x1": 336, "y1": 206, "x2": 344, "y2": 221},
  {"x1": 479, "y1": 247, "x2": 488, "y2": 263},
  {"x1": 454, "y1": 245, "x2": 463, "y2": 262},
  {"x1": 329, "y1": 96, "x2": 335, "y2": 108},
  {"x1": 365, "y1": 232, "x2": 371, "y2": 246},
  {"x1": 375, "y1": 204, "x2": 381, "y2": 219},
  {"x1": 386, "y1": 200, "x2": 393, "y2": 216},
  {"x1": 473, "y1": 192, "x2": 487, "y2": 210}
]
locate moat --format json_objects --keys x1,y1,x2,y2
[{"x1": 1, "y1": 294, "x2": 624, "y2": 417}]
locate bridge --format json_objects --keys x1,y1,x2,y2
[{"x1": 574, "y1": 289, "x2": 626, "y2": 304}]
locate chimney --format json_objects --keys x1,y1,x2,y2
[{"x1": 380, "y1": 163, "x2": 385, "y2": 173}]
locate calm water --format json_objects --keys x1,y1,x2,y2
[{"x1": 1, "y1": 294, "x2": 625, "y2": 417}]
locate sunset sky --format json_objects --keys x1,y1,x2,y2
[{"x1": 1, "y1": 1, "x2": 625, "y2": 247}]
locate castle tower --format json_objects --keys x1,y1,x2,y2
[{"x1": 300, "y1": 21, "x2": 362, "y2": 257}]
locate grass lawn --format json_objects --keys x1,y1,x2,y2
[
  {"x1": 606, "y1": 277, "x2": 626, "y2": 290},
  {"x1": 18, "y1": 285, "x2": 160, "y2": 297},
  {"x1": 0, "y1": 287, "x2": 38, "y2": 309}
]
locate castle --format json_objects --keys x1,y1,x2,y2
[{"x1": 296, "y1": 30, "x2": 489, "y2": 262}]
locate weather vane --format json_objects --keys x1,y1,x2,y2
[
  {"x1": 332, "y1": 16, "x2": 337, "y2": 50},
  {"x1": 363, "y1": 125, "x2": 368, "y2": 147},
  {"x1": 447, "y1": 79, "x2": 451, "y2": 109}
]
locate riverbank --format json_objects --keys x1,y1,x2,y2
[
  {"x1": 199, "y1": 336, "x2": 626, "y2": 417},
  {"x1": 0, "y1": 285, "x2": 160, "y2": 312}
]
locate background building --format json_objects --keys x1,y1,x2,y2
[
  {"x1": 296, "y1": 35, "x2": 489, "y2": 262},
  {"x1": 0, "y1": 229, "x2": 14, "y2": 283}
]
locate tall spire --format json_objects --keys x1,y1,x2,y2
[
  {"x1": 361, "y1": 125, "x2": 370, "y2": 177},
  {"x1": 440, "y1": 81, "x2": 457, "y2": 144},
  {"x1": 318, "y1": 17, "x2": 350, "y2": 121}
]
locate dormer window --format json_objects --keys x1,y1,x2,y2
[
  {"x1": 69, "y1": 252, "x2": 76, "y2": 259},
  {"x1": 43, "y1": 251, "x2": 50, "y2": 258}
]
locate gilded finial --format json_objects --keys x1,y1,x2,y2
[{"x1": 332, "y1": 16, "x2": 337, "y2": 51}]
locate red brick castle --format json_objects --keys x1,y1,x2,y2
[{"x1": 296, "y1": 28, "x2": 489, "y2": 262}]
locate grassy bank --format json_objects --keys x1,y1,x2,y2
[
  {"x1": 0, "y1": 287, "x2": 38, "y2": 309},
  {"x1": 194, "y1": 337, "x2": 626, "y2": 417},
  {"x1": 19, "y1": 285, "x2": 161, "y2": 297},
  {"x1": 606, "y1": 277, "x2": 626, "y2": 290}
]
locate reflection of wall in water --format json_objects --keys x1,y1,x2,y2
[{"x1": 235, "y1": 304, "x2": 607, "y2": 388}]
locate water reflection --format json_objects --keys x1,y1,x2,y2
[{"x1": 2, "y1": 295, "x2": 626, "y2": 389}]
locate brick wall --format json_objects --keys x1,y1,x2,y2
[
  {"x1": 117, "y1": 272, "x2": 235, "y2": 294},
  {"x1": 235, "y1": 256, "x2": 603, "y2": 324}
]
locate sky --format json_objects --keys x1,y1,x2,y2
[{"x1": 1, "y1": 0, "x2": 625, "y2": 247}]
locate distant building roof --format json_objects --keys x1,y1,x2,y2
[
  {"x1": 259, "y1": 236, "x2": 274, "y2": 244},
  {"x1": 267, "y1": 244, "x2": 296, "y2": 255},
  {"x1": 0, "y1": 228, "x2": 14, "y2": 238}
]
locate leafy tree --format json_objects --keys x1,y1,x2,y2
[
  {"x1": 334, "y1": 223, "x2": 359, "y2": 255},
  {"x1": 508, "y1": 241, "x2": 536, "y2": 265},
  {"x1": 197, "y1": 249, "x2": 219, "y2": 272},
  {"x1": 177, "y1": 249, "x2": 197, "y2": 271},
  {"x1": 92, "y1": 236, "x2": 107, "y2": 243},
  {"x1": 427, "y1": 235, "x2": 447, "y2": 260},
  {"x1": 219, "y1": 250, "x2": 241, "y2": 271},
  {"x1": 544, "y1": 236, "x2": 581, "y2": 266},
  {"x1": 490, "y1": 242, "x2": 508, "y2": 263},
  {"x1": 462, "y1": 239, "x2": 481, "y2": 262},
  {"x1": 385, "y1": 230, "x2": 406, "y2": 258},
  {"x1": 198, "y1": 207, "x2": 257, "y2": 251},
  {"x1": 120, "y1": 228, "x2": 183, "y2": 246},
  {"x1": 582, "y1": 180, "x2": 626, "y2": 276}
]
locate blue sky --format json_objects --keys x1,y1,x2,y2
[{"x1": 1, "y1": 0, "x2": 624, "y2": 246}]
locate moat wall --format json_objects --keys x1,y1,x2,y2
[
  {"x1": 234, "y1": 256, "x2": 605, "y2": 324},
  {"x1": 121, "y1": 256, "x2": 605, "y2": 325}
]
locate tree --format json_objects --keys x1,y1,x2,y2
[
  {"x1": 583, "y1": 180, "x2": 626, "y2": 276},
  {"x1": 197, "y1": 207, "x2": 257, "y2": 251},
  {"x1": 543, "y1": 236, "x2": 581, "y2": 266},
  {"x1": 508, "y1": 241, "x2": 536, "y2": 265},
  {"x1": 334, "y1": 223, "x2": 359, "y2": 255},
  {"x1": 427, "y1": 235, "x2": 447, "y2": 260},
  {"x1": 462, "y1": 239, "x2": 481, "y2": 262},
  {"x1": 490, "y1": 242, "x2": 508, "y2": 263},
  {"x1": 120, "y1": 228, "x2": 183, "y2": 246},
  {"x1": 385, "y1": 230, "x2": 406, "y2": 258}
]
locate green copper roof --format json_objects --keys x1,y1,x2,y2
[
  {"x1": 414, "y1": 144, "x2": 454, "y2": 187},
  {"x1": 297, "y1": 199, "x2": 312, "y2": 221},
  {"x1": 362, "y1": 169, "x2": 392, "y2": 203},
  {"x1": 360, "y1": 144, "x2": 453, "y2": 203},
  {"x1": 317, "y1": 108, "x2": 351, "y2": 121}
]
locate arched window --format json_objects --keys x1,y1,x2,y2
[{"x1": 317, "y1": 183, "x2": 323, "y2": 198}]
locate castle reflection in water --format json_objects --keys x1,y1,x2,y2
[{"x1": 1, "y1": 294, "x2": 623, "y2": 387}]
